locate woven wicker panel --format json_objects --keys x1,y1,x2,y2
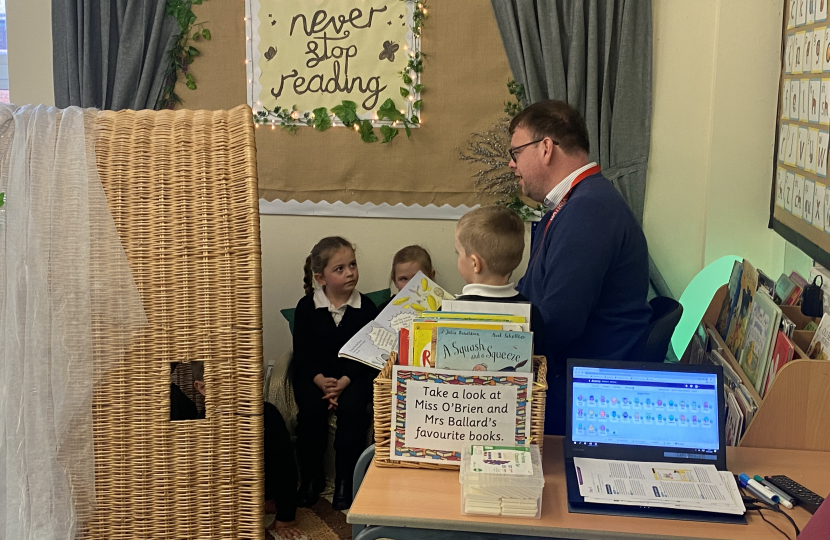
[
  {"x1": 373, "y1": 354, "x2": 548, "y2": 470},
  {"x1": 84, "y1": 105, "x2": 263, "y2": 540}
]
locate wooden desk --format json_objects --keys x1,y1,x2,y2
[{"x1": 348, "y1": 436, "x2": 830, "y2": 540}]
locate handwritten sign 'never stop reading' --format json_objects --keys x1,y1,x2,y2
[
  {"x1": 391, "y1": 366, "x2": 533, "y2": 464},
  {"x1": 250, "y1": 0, "x2": 413, "y2": 117}
]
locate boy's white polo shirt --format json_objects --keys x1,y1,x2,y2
[{"x1": 460, "y1": 283, "x2": 519, "y2": 298}]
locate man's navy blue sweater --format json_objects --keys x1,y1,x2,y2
[{"x1": 518, "y1": 174, "x2": 651, "y2": 433}]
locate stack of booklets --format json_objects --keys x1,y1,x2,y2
[
  {"x1": 338, "y1": 271, "x2": 454, "y2": 370},
  {"x1": 573, "y1": 458, "x2": 745, "y2": 515},
  {"x1": 460, "y1": 445, "x2": 545, "y2": 518}
]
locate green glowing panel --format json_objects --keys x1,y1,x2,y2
[{"x1": 671, "y1": 255, "x2": 742, "y2": 358}]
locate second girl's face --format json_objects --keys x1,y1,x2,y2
[
  {"x1": 317, "y1": 247, "x2": 358, "y2": 295},
  {"x1": 393, "y1": 260, "x2": 425, "y2": 291}
]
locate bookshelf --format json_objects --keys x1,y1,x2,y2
[{"x1": 700, "y1": 285, "x2": 830, "y2": 452}]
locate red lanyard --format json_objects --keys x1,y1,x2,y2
[{"x1": 530, "y1": 164, "x2": 601, "y2": 265}]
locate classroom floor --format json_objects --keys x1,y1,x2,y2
[{"x1": 265, "y1": 489, "x2": 351, "y2": 540}]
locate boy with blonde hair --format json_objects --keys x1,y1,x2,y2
[{"x1": 454, "y1": 205, "x2": 545, "y2": 352}]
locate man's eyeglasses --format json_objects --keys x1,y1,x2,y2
[{"x1": 508, "y1": 138, "x2": 558, "y2": 162}]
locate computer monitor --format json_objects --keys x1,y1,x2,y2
[{"x1": 564, "y1": 359, "x2": 727, "y2": 471}]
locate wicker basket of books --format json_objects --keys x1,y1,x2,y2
[{"x1": 372, "y1": 352, "x2": 548, "y2": 470}]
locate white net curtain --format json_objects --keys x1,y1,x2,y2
[{"x1": 0, "y1": 105, "x2": 146, "y2": 540}]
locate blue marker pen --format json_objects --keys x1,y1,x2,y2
[{"x1": 739, "y1": 474, "x2": 778, "y2": 506}]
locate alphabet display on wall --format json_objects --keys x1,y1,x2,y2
[{"x1": 772, "y1": 0, "x2": 830, "y2": 267}]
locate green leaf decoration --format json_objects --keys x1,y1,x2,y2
[
  {"x1": 402, "y1": 73, "x2": 412, "y2": 85},
  {"x1": 376, "y1": 98, "x2": 406, "y2": 122},
  {"x1": 186, "y1": 73, "x2": 195, "y2": 84},
  {"x1": 410, "y1": 115, "x2": 420, "y2": 124},
  {"x1": 331, "y1": 100, "x2": 358, "y2": 126},
  {"x1": 404, "y1": 124, "x2": 412, "y2": 138},
  {"x1": 413, "y1": 99, "x2": 422, "y2": 110},
  {"x1": 358, "y1": 120, "x2": 378, "y2": 143},
  {"x1": 156, "y1": 1, "x2": 212, "y2": 110},
  {"x1": 413, "y1": 84, "x2": 424, "y2": 93},
  {"x1": 0, "y1": 192, "x2": 4, "y2": 208},
  {"x1": 400, "y1": 87, "x2": 410, "y2": 98},
  {"x1": 311, "y1": 107, "x2": 331, "y2": 131},
  {"x1": 379, "y1": 125, "x2": 398, "y2": 143}
]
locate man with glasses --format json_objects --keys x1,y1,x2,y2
[{"x1": 510, "y1": 100, "x2": 651, "y2": 436}]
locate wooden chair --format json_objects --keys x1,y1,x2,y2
[{"x1": 87, "y1": 105, "x2": 263, "y2": 539}]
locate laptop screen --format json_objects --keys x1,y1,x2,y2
[{"x1": 570, "y1": 365, "x2": 720, "y2": 455}]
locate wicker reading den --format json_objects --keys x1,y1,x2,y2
[{"x1": 87, "y1": 105, "x2": 263, "y2": 539}]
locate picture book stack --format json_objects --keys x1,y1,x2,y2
[
  {"x1": 398, "y1": 303, "x2": 535, "y2": 373},
  {"x1": 338, "y1": 271, "x2": 537, "y2": 374}
]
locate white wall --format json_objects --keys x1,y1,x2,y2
[
  {"x1": 6, "y1": 0, "x2": 53, "y2": 105},
  {"x1": 644, "y1": 0, "x2": 808, "y2": 297}
]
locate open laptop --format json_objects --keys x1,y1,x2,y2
[{"x1": 563, "y1": 358, "x2": 745, "y2": 524}]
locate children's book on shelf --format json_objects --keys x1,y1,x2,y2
[
  {"x1": 775, "y1": 273, "x2": 801, "y2": 306},
  {"x1": 738, "y1": 292, "x2": 782, "y2": 393},
  {"x1": 790, "y1": 271, "x2": 809, "y2": 290},
  {"x1": 756, "y1": 270, "x2": 776, "y2": 298},
  {"x1": 760, "y1": 332, "x2": 795, "y2": 398},
  {"x1": 716, "y1": 261, "x2": 743, "y2": 338},
  {"x1": 432, "y1": 327, "x2": 533, "y2": 372},
  {"x1": 685, "y1": 323, "x2": 710, "y2": 365},
  {"x1": 806, "y1": 313, "x2": 830, "y2": 360},
  {"x1": 781, "y1": 316, "x2": 796, "y2": 337},
  {"x1": 725, "y1": 392, "x2": 744, "y2": 446},
  {"x1": 710, "y1": 350, "x2": 742, "y2": 392},
  {"x1": 726, "y1": 260, "x2": 758, "y2": 354},
  {"x1": 734, "y1": 384, "x2": 757, "y2": 427},
  {"x1": 338, "y1": 271, "x2": 454, "y2": 370}
]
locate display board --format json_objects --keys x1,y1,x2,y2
[
  {"x1": 185, "y1": 0, "x2": 513, "y2": 208},
  {"x1": 772, "y1": 0, "x2": 830, "y2": 268},
  {"x1": 247, "y1": 0, "x2": 421, "y2": 126}
]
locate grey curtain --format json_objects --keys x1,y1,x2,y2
[
  {"x1": 491, "y1": 0, "x2": 670, "y2": 297},
  {"x1": 52, "y1": 0, "x2": 179, "y2": 110}
]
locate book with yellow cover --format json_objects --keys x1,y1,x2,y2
[{"x1": 419, "y1": 311, "x2": 528, "y2": 331}]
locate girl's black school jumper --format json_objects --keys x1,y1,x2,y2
[{"x1": 291, "y1": 292, "x2": 377, "y2": 485}]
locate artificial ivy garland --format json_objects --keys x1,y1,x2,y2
[
  {"x1": 253, "y1": 0, "x2": 428, "y2": 143},
  {"x1": 156, "y1": 0, "x2": 211, "y2": 110}
]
